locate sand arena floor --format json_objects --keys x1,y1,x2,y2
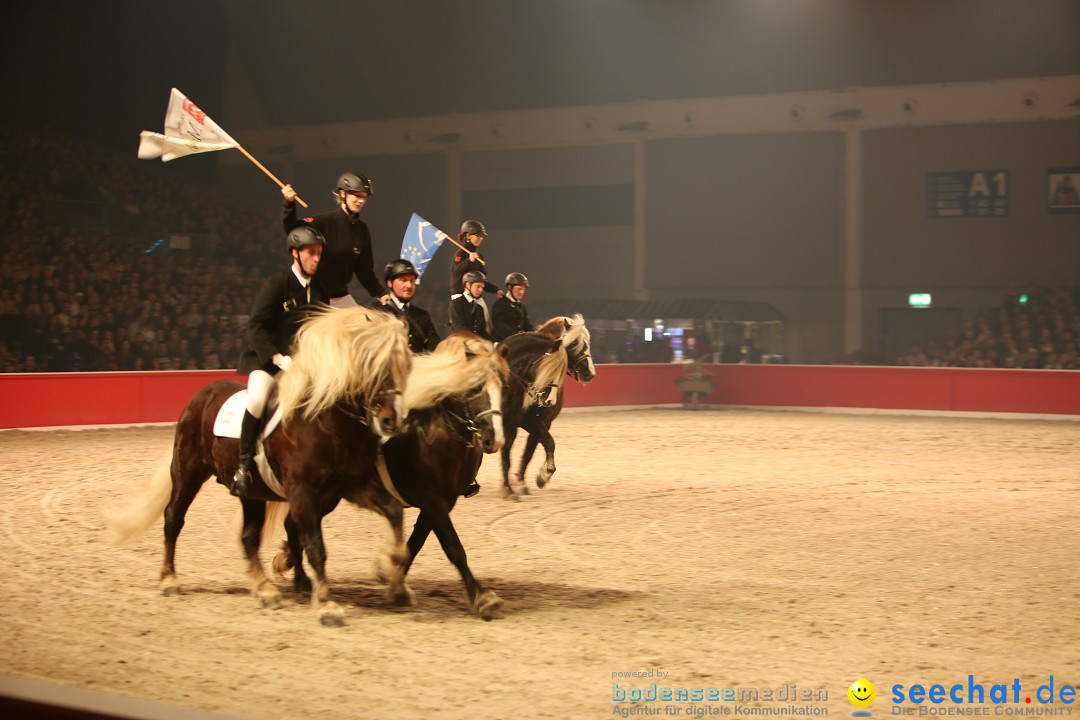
[{"x1": 0, "y1": 408, "x2": 1078, "y2": 719}]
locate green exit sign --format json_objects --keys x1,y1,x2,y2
[{"x1": 908, "y1": 292, "x2": 932, "y2": 308}]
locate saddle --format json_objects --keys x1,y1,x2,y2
[{"x1": 212, "y1": 390, "x2": 287, "y2": 499}]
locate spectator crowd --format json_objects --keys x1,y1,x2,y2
[
  {"x1": 0, "y1": 126, "x2": 281, "y2": 372},
  {"x1": 894, "y1": 288, "x2": 1080, "y2": 369},
  {"x1": 0, "y1": 126, "x2": 1076, "y2": 373}
]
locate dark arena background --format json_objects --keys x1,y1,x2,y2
[{"x1": 1, "y1": 2, "x2": 1079, "y2": 719}]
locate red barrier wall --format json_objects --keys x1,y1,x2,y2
[
  {"x1": 562, "y1": 364, "x2": 1080, "y2": 416},
  {"x1": 1, "y1": 364, "x2": 1077, "y2": 429},
  {"x1": 0, "y1": 371, "x2": 238, "y2": 429}
]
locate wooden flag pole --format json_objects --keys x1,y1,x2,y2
[
  {"x1": 445, "y1": 234, "x2": 486, "y2": 265},
  {"x1": 235, "y1": 144, "x2": 308, "y2": 209}
]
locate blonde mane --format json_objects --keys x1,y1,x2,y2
[
  {"x1": 404, "y1": 333, "x2": 508, "y2": 413},
  {"x1": 525, "y1": 314, "x2": 590, "y2": 409},
  {"x1": 562, "y1": 313, "x2": 592, "y2": 358},
  {"x1": 276, "y1": 306, "x2": 411, "y2": 422}
]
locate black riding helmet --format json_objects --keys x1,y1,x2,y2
[
  {"x1": 286, "y1": 226, "x2": 326, "y2": 251},
  {"x1": 460, "y1": 220, "x2": 486, "y2": 237},
  {"x1": 505, "y1": 272, "x2": 529, "y2": 288},
  {"x1": 335, "y1": 171, "x2": 374, "y2": 195},
  {"x1": 384, "y1": 259, "x2": 419, "y2": 283}
]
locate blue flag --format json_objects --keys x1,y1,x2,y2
[{"x1": 400, "y1": 212, "x2": 450, "y2": 280}]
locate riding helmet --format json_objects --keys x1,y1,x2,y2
[
  {"x1": 462, "y1": 270, "x2": 487, "y2": 286},
  {"x1": 286, "y1": 226, "x2": 326, "y2": 251},
  {"x1": 384, "y1": 259, "x2": 419, "y2": 283},
  {"x1": 335, "y1": 171, "x2": 374, "y2": 195},
  {"x1": 460, "y1": 220, "x2": 486, "y2": 237},
  {"x1": 504, "y1": 272, "x2": 529, "y2": 288}
]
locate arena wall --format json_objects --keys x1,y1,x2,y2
[{"x1": 1, "y1": 365, "x2": 1077, "y2": 430}]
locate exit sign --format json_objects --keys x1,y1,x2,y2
[{"x1": 908, "y1": 293, "x2": 932, "y2": 308}]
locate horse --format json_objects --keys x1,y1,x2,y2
[
  {"x1": 106, "y1": 306, "x2": 412, "y2": 626},
  {"x1": 496, "y1": 314, "x2": 596, "y2": 500},
  {"x1": 270, "y1": 332, "x2": 510, "y2": 618}
]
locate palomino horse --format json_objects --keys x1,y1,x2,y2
[
  {"x1": 107, "y1": 306, "x2": 411, "y2": 626},
  {"x1": 271, "y1": 332, "x2": 509, "y2": 618},
  {"x1": 496, "y1": 314, "x2": 596, "y2": 500}
]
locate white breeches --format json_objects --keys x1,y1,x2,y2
[{"x1": 246, "y1": 369, "x2": 276, "y2": 419}]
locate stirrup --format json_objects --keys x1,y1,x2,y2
[{"x1": 462, "y1": 482, "x2": 481, "y2": 499}]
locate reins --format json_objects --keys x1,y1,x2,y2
[
  {"x1": 335, "y1": 389, "x2": 401, "y2": 426},
  {"x1": 506, "y1": 349, "x2": 560, "y2": 408}
]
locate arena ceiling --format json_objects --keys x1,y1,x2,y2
[
  {"x1": 8, "y1": 1, "x2": 1080, "y2": 153},
  {"x1": 220, "y1": 0, "x2": 1080, "y2": 130}
]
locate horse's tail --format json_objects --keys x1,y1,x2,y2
[{"x1": 103, "y1": 451, "x2": 174, "y2": 546}]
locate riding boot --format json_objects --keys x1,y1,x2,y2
[
  {"x1": 230, "y1": 410, "x2": 260, "y2": 498},
  {"x1": 462, "y1": 482, "x2": 481, "y2": 498}
]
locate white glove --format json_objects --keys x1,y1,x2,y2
[{"x1": 273, "y1": 355, "x2": 293, "y2": 372}]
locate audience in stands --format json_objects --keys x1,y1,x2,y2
[
  {"x1": 1, "y1": 127, "x2": 1077, "y2": 373},
  {"x1": 892, "y1": 288, "x2": 1079, "y2": 369},
  {"x1": 0, "y1": 126, "x2": 280, "y2": 372}
]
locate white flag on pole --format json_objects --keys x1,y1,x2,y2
[{"x1": 138, "y1": 88, "x2": 239, "y2": 162}]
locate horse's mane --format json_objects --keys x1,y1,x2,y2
[
  {"x1": 403, "y1": 332, "x2": 508, "y2": 413},
  {"x1": 562, "y1": 313, "x2": 591, "y2": 358},
  {"x1": 525, "y1": 315, "x2": 590, "y2": 409},
  {"x1": 535, "y1": 316, "x2": 569, "y2": 339},
  {"x1": 276, "y1": 306, "x2": 411, "y2": 422},
  {"x1": 529, "y1": 342, "x2": 570, "y2": 409}
]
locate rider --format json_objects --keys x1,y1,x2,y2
[
  {"x1": 373, "y1": 259, "x2": 440, "y2": 354},
  {"x1": 491, "y1": 272, "x2": 534, "y2": 342},
  {"x1": 449, "y1": 270, "x2": 492, "y2": 340},
  {"x1": 231, "y1": 226, "x2": 328, "y2": 498},
  {"x1": 281, "y1": 171, "x2": 388, "y2": 308},
  {"x1": 449, "y1": 220, "x2": 501, "y2": 323}
]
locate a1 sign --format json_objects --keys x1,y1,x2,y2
[{"x1": 927, "y1": 170, "x2": 1009, "y2": 218}]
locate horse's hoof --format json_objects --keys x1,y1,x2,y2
[
  {"x1": 373, "y1": 551, "x2": 405, "y2": 584},
  {"x1": 294, "y1": 575, "x2": 313, "y2": 594},
  {"x1": 160, "y1": 580, "x2": 181, "y2": 597},
  {"x1": 385, "y1": 584, "x2": 416, "y2": 607},
  {"x1": 519, "y1": 484, "x2": 531, "y2": 495},
  {"x1": 271, "y1": 552, "x2": 293, "y2": 575},
  {"x1": 318, "y1": 602, "x2": 346, "y2": 627},
  {"x1": 474, "y1": 590, "x2": 504, "y2": 620},
  {"x1": 535, "y1": 476, "x2": 547, "y2": 489},
  {"x1": 257, "y1": 586, "x2": 284, "y2": 609}
]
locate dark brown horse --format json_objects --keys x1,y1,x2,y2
[
  {"x1": 270, "y1": 332, "x2": 510, "y2": 618},
  {"x1": 496, "y1": 314, "x2": 596, "y2": 499},
  {"x1": 107, "y1": 306, "x2": 412, "y2": 626}
]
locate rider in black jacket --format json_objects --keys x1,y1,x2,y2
[
  {"x1": 281, "y1": 171, "x2": 387, "y2": 307},
  {"x1": 372, "y1": 259, "x2": 440, "y2": 354},
  {"x1": 449, "y1": 270, "x2": 492, "y2": 340},
  {"x1": 491, "y1": 272, "x2": 534, "y2": 342},
  {"x1": 232, "y1": 227, "x2": 328, "y2": 498}
]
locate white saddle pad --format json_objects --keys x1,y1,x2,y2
[
  {"x1": 212, "y1": 390, "x2": 283, "y2": 439},
  {"x1": 212, "y1": 390, "x2": 287, "y2": 499}
]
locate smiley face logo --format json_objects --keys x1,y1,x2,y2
[{"x1": 848, "y1": 678, "x2": 876, "y2": 709}]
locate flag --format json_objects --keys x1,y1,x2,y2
[
  {"x1": 138, "y1": 88, "x2": 239, "y2": 162},
  {"x1": 400, "y1": 213, "x2": 450, "y2": 280}
]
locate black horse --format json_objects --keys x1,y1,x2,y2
[{"x1": 496, "y1": 314, "x2": 596, "y2": 500}]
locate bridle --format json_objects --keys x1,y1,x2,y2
[
  {"x1": 443, "y1": 385, "x2": 503, "y2": 448},
  {"x1": 566, "y1": 340, "x2": 594, "y2": 382},
  {"x1": 338, "y1": 388, "x2": 401, "y2": 427}
]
